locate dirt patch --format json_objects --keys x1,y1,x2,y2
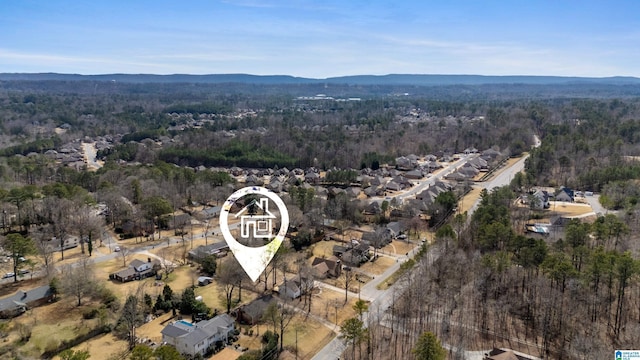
[
  {"x1": 548, "y1": 201, "x2": 594, "y2": 217},
  {"x1": 134, "y1": 312, "x2": 176, "y2": 343},
  {"x1": 67, "y1": 333, "x2": 128, "y2": 360},
  {"x1": 460, "y1": 186, "x2": 483, "y2": 214},
  {"x1": 236, "y1": 312, "x2": 334, "y2": 360},
  {"x1": 210, "y1": 347, "x2": 241, "y2": 360},
  {"x1": 313, "y1": 288, "x2": 358, "y2": 327},
  {"x1": 380, "y1": 240, "x2": 415, "y2": 256},
  {"x1": 310, "y1": 240, "x2": 341, "y2": 259},
  {"x1": 282, "y1": 316, "x2": 334, "y2": 359},
  {"x1": 359, "y1": 256, "x2": 395, "y2": 275}
]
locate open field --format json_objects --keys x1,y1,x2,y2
[
  {"x1": 236, "y1": 314, "x2": 334, "y2": 360},
  {"x1": 67, "y1": 333, "x2": 128, "y2": 360},
  {"x1": 310, "y1": 240, "x2": 341, "y2": 259},
  {"x1": 359, "y1": 255, "x2": 395, "y2": 275},
  {"x1": 210, "y1": 347, "x2": 241, "y2": 360},
  {"x1": 6, "y1": 298, "x2": 105, "y2": 359},
  {"x1": 380, "y1": 240, "x2": 415, "y2": 256},
  {"x1": 549, "y1": 201, "x2": 594, "y2": 217},
  {"x1": 459, "y1": 186, "x2": 483, "y2": 214}
]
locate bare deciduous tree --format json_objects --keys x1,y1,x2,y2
[{"x1": 60, "y1": 257, "x2": 97, "y2": 306}]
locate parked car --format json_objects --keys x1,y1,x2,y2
[
  {"x1": 114, "y1": 246, "x2": 121, "y2": 252},
  {"x1": 19, "y1": 269, "x2": 30, "y2": 275}
]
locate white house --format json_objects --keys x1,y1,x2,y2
[
  {"x1": 279, "y1": 276, "x2": 315, "y2": 299},
  {"x1": 235, "y1": 198, "x2": 275, "y2": 238},
  {"x1": 161, "y1": 314, "x2": 235, "y2": 357}
]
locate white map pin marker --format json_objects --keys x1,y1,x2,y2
[{"x1": 219, "y1": 186, "x2": 289, "y2": 282}]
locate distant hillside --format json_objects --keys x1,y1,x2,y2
[{"x1": 1, "y1": 72, "x2": 639, "y2": 86}]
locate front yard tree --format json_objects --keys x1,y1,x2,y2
[
  {"x1": 71, "y1": 203, "x2": 104, "y2": 256},
  {"x1": 33, "y1": 226, "x2": 55, "y2": 277},
  {"x1": 142, "y1": 196, "x2": 173, "y2": 239},
  {"x1": 200, "y1": 254, "x2": 217, "y2": 276},
  {"x1": 412, "y1": 331, "x2": 446, "y2": 360},
  {"x1": 119, "y1": 246, "x2": 131, "y2": 267},
  {"x1": 218, "y1": 257, "x2": 243, "y2": 313},
  {"x1": 341, "y1": 268, "x2": 354, "y2": 303},
  {"x1": 179, "y1": 287, "x2": 209, "y2": 315},
  {"x1": 118, "y1": 295, "x2": 143, "y2": 349},
  {"x1": 60, "y1": 257, "x2": 97, "y2": 306},
  {"x1": 130, "y1": 344, "x2": 154, "y2": 360},
  {"x1": 2, "y1": 233, "x2": 36, "y2": 282},
  {"x1": 42, "y1": 196, "x2": 73, "y2": 260},
  {"x1": 263, "y1": 301, "x2": 296, "y2": 352},
  {"x1": 340, "y1": 317, "x2": 367, "y2": 360},
  {"x1": 153, "y1": 345, "x2": 184, "y2": 360}
]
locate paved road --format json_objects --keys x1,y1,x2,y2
[
  {"x1": 312, "y1": 137, "x2": 541, "y2": 360},
  {"x1": 584, "y1": 194, "x2": 611, "y2": 216}
]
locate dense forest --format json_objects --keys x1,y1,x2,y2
[{"x1": 0, "y1": 80, "x2": 639, "y2": 359}]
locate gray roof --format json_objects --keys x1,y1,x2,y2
[
  {"x1": 130, "y1": 259, "x2": 146, "y2": 269},
  {"x1": 114, "y1": 267, "x2": 137, "y2": 279},
  {"x1": 161, "y1": 314, "x2": 235, "y2": 347},
  {"x1": 189, "y1": 242, "x2": 229, "y2": 258},
  {"x1": 0, "y1": 286, "x2": 52, "y2": 312},
  {"x1": 201, "y1": 206, "x2": 222, "y2": 218},
  {"x1": 161, "y1": 323, "x2": 190, "y2": 338}
]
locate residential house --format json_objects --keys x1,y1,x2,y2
[
  {"x1": 424, "y1": 154, "x2": 437, "y2": 162},
  {"x1": 188, "y1": 242, "x2": 230, "y2": 261},
  {"x1": 458, "y1": 163, "x2": 479, "y2": 178},
  {"x1": 363, "y1": 186, "x2": 384, "y2": 198},
  {"x1": 416, "y1": 188, "x2": 439, "y2": 204},
  {"x1": 198, "y1": 277, "x2": 213, "y2": 286},
  {"x1": 332, "y1": 245, "x2": 348, "y2": 257},
  {"x1": 387, "y1": 221, "x2": 408, "y2": 238},
  {"x1": 445, "y1": 171, "x2": 469, "y2": 181},
  {"x1": 120, "y1": 220, "x2": 154, "y2": 238},
  {"x1": 197, "y1": 206, "x2": 222, "y2": 220},
  {"x1": 385, "y1": 181, "x2": 403, "y2": 192},
  {"x1": 161, "y1": 314, "x2": 235, "y2": 357},
  {"x1": 464, "y1": 147, "x2": 478, "y2": 154},
  {"x1": 245, "y1": 174, "x2": 264, "y2": 186},
  {"x1": 237, "y1": 295, "x2": 277, "y2": 325},
  {"x1": 363, "y1": 201, "x2": 381, "y2": 215},
  {"x1": 304, "y1": 172, "x2": 321, "y2": 184},
  {"x1": 404, "y1": 169, "x2": 424, "y2": 179},
  {"x1": 267, "y1": 178, "x2": 283, "y2": 193},
  {"x1": 0, "y1": 286, "x2": 54, "y2": 319},
  {"x1": 395, "y1": 156, "x2": 415, "y2": 170},
  {"x1": 361, "y1": 231, "x2": 392, "y2": 248},
  {"x1": 109, "y1": 258, "x2": 160, "y2": 282},
  {"x1": 484, "y1": 348, "x2": 541, "y2": 360},
  {"x1": 528, "y1": 190, "x2": 550, "y2": 209},
  {"x1": 468, "y1": 156, "x2": 489, "y2": 171},
  {"x1": 555, "y1": 187, "x2": 574, "y2": 202},
  {"x1": 425, "y1": 160, "x2": 441, "y2": 170},
  {"x1": 311, "y1": 257, "x2": 342, "y2": 279},
  {"x1": 481, "y1": 148, "x2": 502, "y2": 161},
  {"x1": 340, "y1": 243, "x2": 371, "y2": 267},
  {"x1": 278, "y1": 276, "x2": 315, "y2": 299}
]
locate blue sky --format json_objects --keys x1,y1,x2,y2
[{"x1": 1, "y1": 0, "x2": 639, "y2": 77}]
